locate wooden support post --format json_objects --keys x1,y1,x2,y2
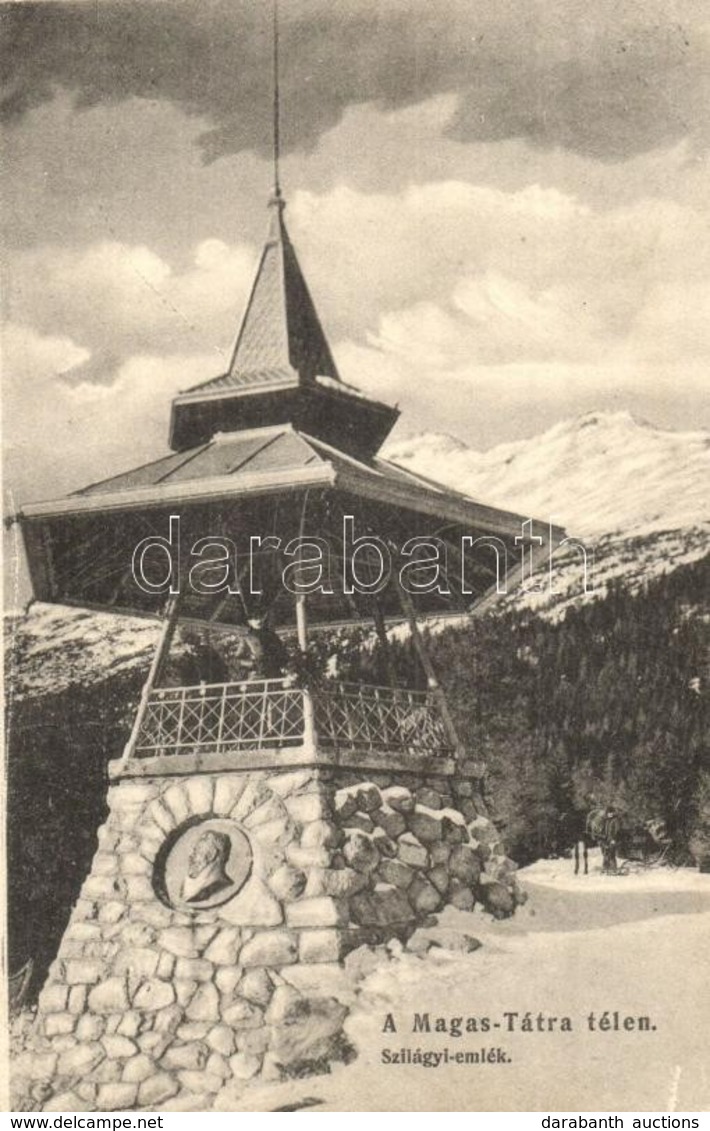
[
  {"x1": 394, "y1": 578, "x2": 464, "y2": 758},
  {"x1": 294, "y1": 491, "x2": 316, "y2": 752},
  {"x1": 373, "y1": 600, "x2": 398, "y2": 689},
  {"x1": 121, "y1": 593, "x2": 181, "y2": 762},
  {"x1": 294, "y1": 491, "x2": 311, "y2": 656},
  {"x1": 295, "y1": 593, "x2": 308, "y2": 653},
  {"x1": 295, "y1": 593, "x2": 316, "y2": 753}
]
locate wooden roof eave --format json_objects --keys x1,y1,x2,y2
[
  {"x1": 301, "y1": 380, "x2": 397, "y2": 419},
  {"x1": 16, "y1": 463, "x2": 337, "y2": 521},
  {"x1": 172, "y1": 375, "x2": 300, "y2": 406},
  {"x1": 170, "y1": 375, "x2": 397, "y2": 423}
]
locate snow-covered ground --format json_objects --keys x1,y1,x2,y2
[
  {"x1": 3, "y1": 604, "x2": 161, "y2": 697},
  {"x1": 217, "y1": 854, "x2": 710, "y2": 1113},
  {"x1": 498, "y1": 524, "x2": 710, "y2": 620}
]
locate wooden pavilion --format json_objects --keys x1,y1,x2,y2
[{"x1": 16, "y1": 189, "x2": 564, "y2": 779}]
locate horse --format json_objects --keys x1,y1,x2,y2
[
  {"x1": 571, "y1": 809, "x2": 671, "y2": 875},
  {"x1": 558, "y1": 806, "x2": 618, "y2": 875}
]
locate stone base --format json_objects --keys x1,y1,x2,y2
[{"x1": 14, "y1": 764, "x2": 518, "y2": 1111}]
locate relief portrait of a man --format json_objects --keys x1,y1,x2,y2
[{"x1": 181, "y1": 829, "x2": 234, "y2": 904}]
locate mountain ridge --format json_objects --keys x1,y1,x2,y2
[{"x1": 385, "y1": 410, "x2": 710, "y2": 540}]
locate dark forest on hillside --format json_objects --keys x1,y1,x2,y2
[
  {"x1": 346, "y1": 555, "x2": 709, "y2": 864},
  {"x1": 6, "y1": 554, "x2": 709, "y2": 990}
]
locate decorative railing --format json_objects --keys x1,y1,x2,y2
[
  {"x1": 132, "y1": 678, "x2": 452, "y2": 759},
  {"x1": 312, "y1": 682, "x2": 450, "y2": 754}
]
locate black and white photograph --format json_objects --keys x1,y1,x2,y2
[{"x1": 2, "y1": 0, "x2": 709, "y2": 1116}]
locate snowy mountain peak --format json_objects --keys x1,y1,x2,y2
[
  {"x1": 559, "y1": 408, "x2": 651, "y2": 431},
  {"x1": 381, "y1": 431, "x2": 469, "y2": 462},
  {"x1": 385, "y1": 411, "x2": 710, "y2": 539}
]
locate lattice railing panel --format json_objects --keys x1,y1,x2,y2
[
  {"x1": 135, "y1": 679, "x2": 304, "y2": 756},
  {"x1": 313, "y1": 682, "x2": 451, "y2": 753},
  {"x1": 133, "y1": 679, "x2": 451, "y2": 759}
]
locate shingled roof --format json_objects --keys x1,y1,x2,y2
[
  {"x1": 184, "y1": 195, "x2": 340, "y2": 395},
  {"x1": 169, "y1": 194, "x2": 398, "y2": 455}
]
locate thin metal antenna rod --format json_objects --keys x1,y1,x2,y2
[{"x1": 273, "y1": 0, "x2": 281, "y2": 200}]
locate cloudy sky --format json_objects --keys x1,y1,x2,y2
[{"x1": 2, "y1": 0, "x2": 710, "y2": 516}]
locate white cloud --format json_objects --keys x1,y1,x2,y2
[
  {"x1": 2, "y1": 322, "x2": 91, "y2": 381},
  {"x1": 3, "y1": 236, "x2": 260, "y2": 506},
  {"x1": 291, "y1": 181, "x2": 710, "y2": 348},
  {"x1": 5, "y1": 237, "x2": 256, "y2": 367},
  {"x1": 2, "y1": 322, "x2": 217, "y2": 507},
  {"x1": 286, "y1": 180, "x2": 710, "y2": 438}
]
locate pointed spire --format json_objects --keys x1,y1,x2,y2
[
  {"x1": 168, "y1": 0, "x2": 399, "y2": 456},
  {"x1": 183, "y1": 199, "x2": 341, "y2": 394}
]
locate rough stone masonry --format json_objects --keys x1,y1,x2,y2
[{"x1": 12, "y1": 766, "x2": 522, "y2": 1112}]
